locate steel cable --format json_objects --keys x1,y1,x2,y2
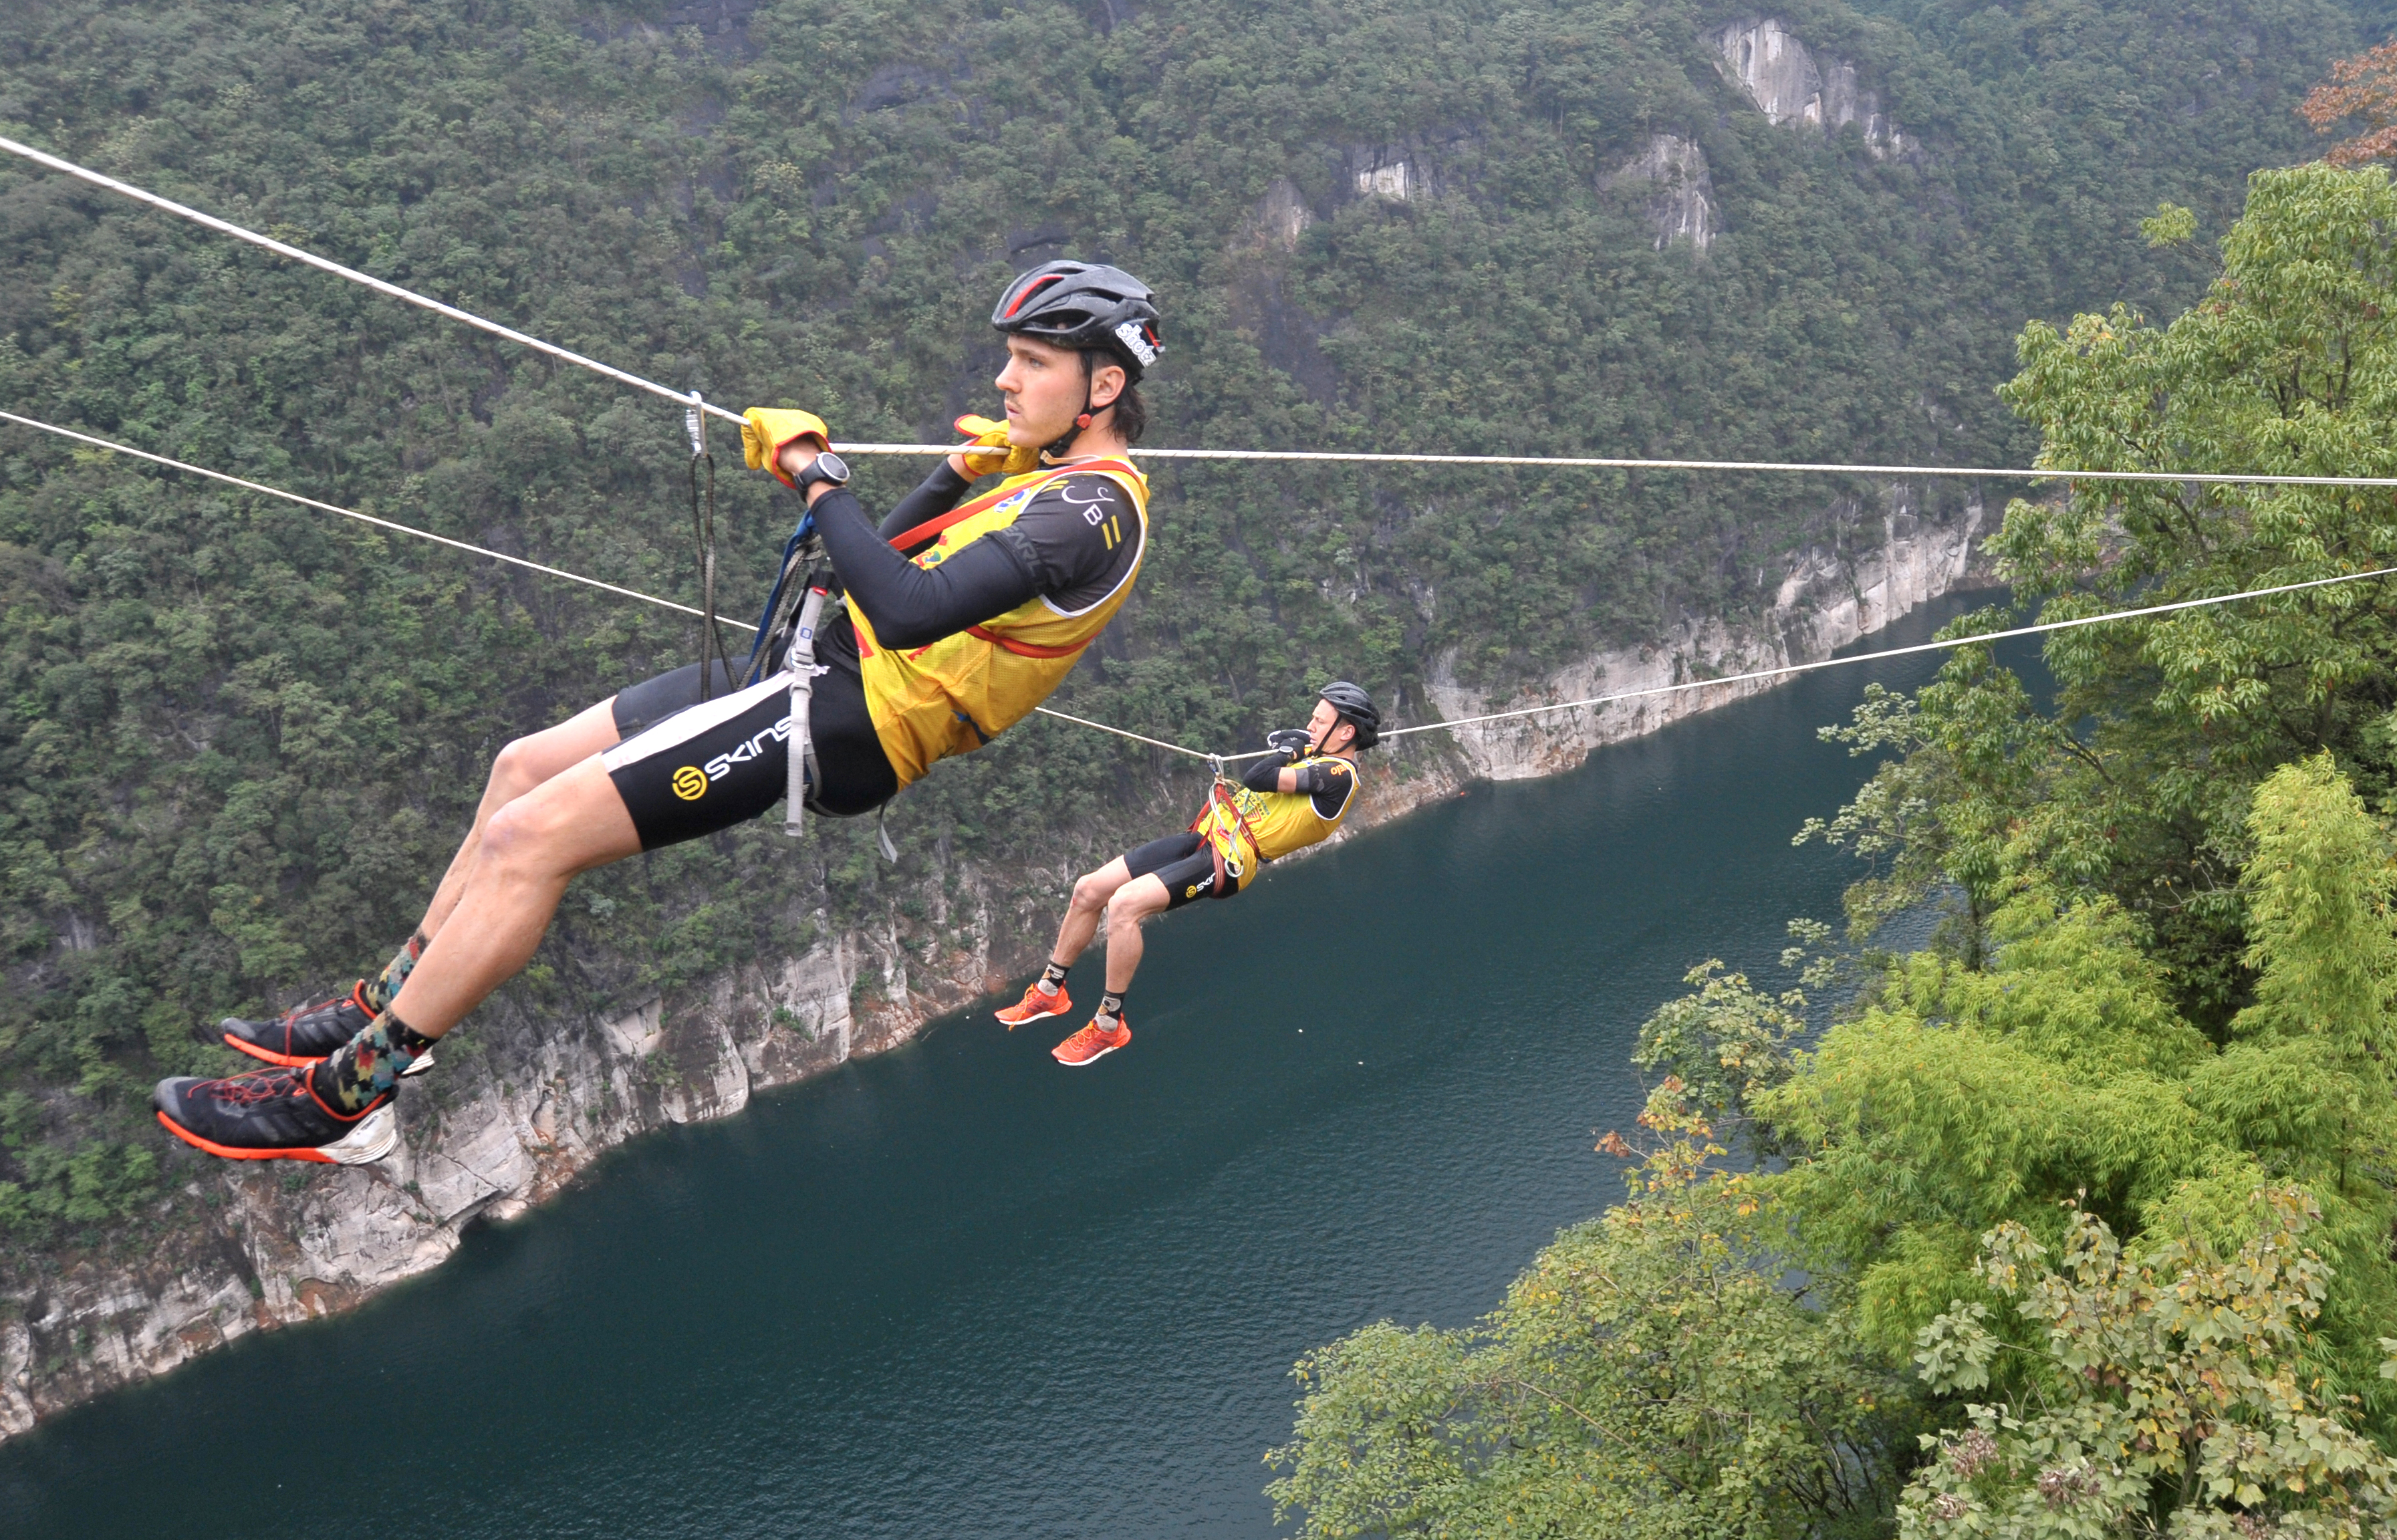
[
  {"x1": 16, "y1": 137, "x2": 2397, "y2": 488},
  {"x1": 8, "y1": 406, "x2": 2390, "y2": 770}
]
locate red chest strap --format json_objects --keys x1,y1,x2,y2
[{"x1": 885, "y1": 459, "x2": 1141, "y2": 552}]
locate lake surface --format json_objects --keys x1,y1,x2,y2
[{"x1": 0, "y1": 594, "x2": 2021, "y2": 1539}]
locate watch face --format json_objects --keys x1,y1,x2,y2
[{"x1": 814, "y1": 452, "x2": 850, "y2": 485}]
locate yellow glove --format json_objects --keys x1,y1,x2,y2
[
  {"x1": 741, "y1": 407, "x2": 831, "y2": 488},
  {"x1": 954, "y1": 413, "x2": 1041, "y2": 478}
]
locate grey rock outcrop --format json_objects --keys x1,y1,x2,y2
[
  {"x1": 1, "y1": 934, "x2": 870, "y2": 1438},
  {"x1": 1603, "y1": 134, "x2": 1716, "y2": 250},
  {"x1": 1428, "y1": 491, "x2": 1984, "y2": 780},
  {"x1": 1252, "y1": 178, "x2": 1313, "y2": 251},
  {"x1": 1356, "y1": 156, "x2": 1412, "y2": 202},
  {"x1": 1715, "y1": 19, "x2": 1904, "y2": 156}
]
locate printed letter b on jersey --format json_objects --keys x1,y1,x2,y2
[{"x1": 671, "y1": 765, "x2": 709, "y2": 801}]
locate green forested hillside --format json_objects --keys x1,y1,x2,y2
[
  {"x1": 0, "y1": 0, "x2": 2357, "y2": 1249},
  {"x1": 1274, "y1": 162, "x2": 2397, "y2": 1537}
]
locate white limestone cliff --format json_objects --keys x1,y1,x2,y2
[
  {"x1": 1715, "y1": 19, "x2": 1905, "y2": 156},
  {"x1": 1602, "y1": 134, "x2": 1716, "y2": 250},
  {"x1": 1428, "y1": 491, "x2": 1983, "y2": 780}
]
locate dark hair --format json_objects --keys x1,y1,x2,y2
[{"x1": 1083, "y1": 351, "x2": 1148, "y2": 444}]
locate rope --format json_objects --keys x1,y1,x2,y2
[
  {"x1": 0, "y1": 408, "x2": 757, "y2": 630},
  {"x1": 16, "y1": 137, "x2": 2397, "y2": 491},
  {"x1": 9, "y1": 403, "x2": 2394, "y2": 771},
  {"x1": 837, "y1": 442, "x2": 2397, "y2": 487},
  {"x1": 0, "y1": 137, "x2": 754, "y2": 431},
  {"x1": 1024, "y1": 706, "x2": 1217, "y2": 762},
  {"x1": 1368, "y1": 564, "x2": 2397, "y2": 748}
]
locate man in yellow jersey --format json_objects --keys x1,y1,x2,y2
[
  {"x1": 998, "y1": 682, "x2": 1379, "y2": 1065},
  {"x1": 156, "y1": 263, "x2": 1163, "y2": 1162}
]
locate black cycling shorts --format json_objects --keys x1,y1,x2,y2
[
  {"x1": 1123, "y1": 830, "x2": 1237, "y2": 911},
  {"x1": 602, "y1": 662, "x2": 897, "y2": 850}
]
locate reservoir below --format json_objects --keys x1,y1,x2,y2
[{"x1": 0, "y1": 594, "x2": 2014, "y2": 1538}]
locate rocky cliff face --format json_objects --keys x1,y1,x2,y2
[
  {"x1": 0, "y1": 491, "x2": 1987, "y2": 1442},
  {"x1": 1715, "y1": 18, "x2": 1905, "y2": 156},
  {"x1": 1428, "y1": 491, "x2": 1984, "y2": 781},
  {"x1": 1602, "y1": 134, "x2": 1716, "y2": 251}
]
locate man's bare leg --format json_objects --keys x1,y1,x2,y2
[
  {"x1": 386, "y1": 756, "x2": 642, "y2": 1039},
  {"x1": 1049, "y1": 872, "x2": 1166, "y2": 1065},
  {"x1": 417, "y1": 696, "x2": 623, "y2": 942},
  {"x1": 1100, "y1": 875, "x2": 1171, "y2": 995},
  {"x1": 998, "y1": 856, "x2": 1132, "y2": 1027},
  {"x1": 1051, "y1": 857, "x2": 1133, "y2": 967}
]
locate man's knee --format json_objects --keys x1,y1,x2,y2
[
  {"x1": 1070, "y1": 871, "x2": 1116, "y2": 914},
  {"x1": 477, "y1": 796, "x2": 572, "y2": 874},
  {"x1": 1109, "y1": 886, "x2": 1166, "y2": 930},
  {"x1": 487, "y1": 735, "x2": 545, "y2": 802}
]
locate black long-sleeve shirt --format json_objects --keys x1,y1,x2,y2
[
  {"x1": 810, "y1": 460, "x2": 1140, "y2": 652},
  {"x1": 1241, "y1": 751, "x2": 1356, "y2": 818}
]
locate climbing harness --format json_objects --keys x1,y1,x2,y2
[
  {"x1": 685, "y1": 392, "x2": 733, "y2": 699},
  {"x1": 1190, "y1": 755, "x2": 1260, "y2": 893}
]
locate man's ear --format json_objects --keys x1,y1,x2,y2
[{"x1": 1088, "y1": 359, "x2": 1127, "y2": 411}]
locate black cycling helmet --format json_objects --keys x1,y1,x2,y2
[
  {"x1": 1317, "y1": 681, "x2": 1381, "y2": 749},
  {"x1": 992, "y1": 261, "x2": 1163, "y2": 380}
]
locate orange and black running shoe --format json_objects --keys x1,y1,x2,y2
[
  {"x1": 1051, "y1": 1017, "x2": 1131, "y2": 1066},
  {"x1": 154, "y1": 1065, "x2": 398, "y2": 1164},
  {"x1": 215, "y1": 983, "x2": 434, "y2": 1075},
  {"x1": 995, "y1": 981, "x2": 1072, "y2": 1030},
  {"x1": 215, "y1": 982, "x2": 372, "y2": 1067}
]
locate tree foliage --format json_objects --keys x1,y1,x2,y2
[
  {"x1": 1267, "y1": 1119, "x2": 1913, "y2": 1539},
  {"x1": 2302, "y1": 38, "x2": 2397, "y2": 166},
  {"x1": 1902, "y1": 1191, "x2": 2397, "y2": 1539},
  {"x1": 1281, "y1": 157, "x2": 2397, "y2": 1536},
  {"x1": 0, "y1": 0, "x2": 2349, "y2": 1255}
]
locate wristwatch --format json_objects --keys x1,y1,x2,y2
[{"x1": 793, "y1": 451, "x2": 851, "y2": 494}]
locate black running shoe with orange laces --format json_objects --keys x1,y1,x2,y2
[
  {"x1": 215, "y1": 984, "x2": 434, "y2": 1075},
  {"x1": 154, "y1": 1065, "x2": 398, "y2": 1164},
  {"x1": 214, "y1": 983, "x2": 372, "y2": 1066}
]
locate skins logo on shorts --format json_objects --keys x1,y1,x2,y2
[
  {"x1": 1185, "y1": 883, "x2": 1201, "y2": 898},
  {"x1": 670, "y1": 715, "x2": 794, "y2": 801}
]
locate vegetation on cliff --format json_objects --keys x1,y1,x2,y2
[
  {"x1": 1273, "y1": 158, "x2": 2397, "y2": 1536},
  {"x1": 0, "y1": 0, "x2": 2358, "y2": 1277}
]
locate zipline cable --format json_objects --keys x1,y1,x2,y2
[
  {"x1": 0, "y1": 135, "x2": 751, "y2": 429},
  {"x1": 838, "y1": 443, "x2": 2397, "y2": 487},
  {"x1": 7, "y1": 405, "x2": 2392, "y2": 771},
  {"x1": 0, "y1": 408, "x2": 747, "y2": 626},
  {"x1": 1348, "y1": 563, "x2": 2397, "y2": 756},
  {"x1": 17, "y1": 136, "x2": 2397, "y2": 489}
]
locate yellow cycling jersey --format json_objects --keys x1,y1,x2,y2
[
  {"x1": 1191, "y1": 753, "x2": 1360, "y2": 891},
  {"x1": 853, "y1": 457, "x2": 1149, "y2": 787}
]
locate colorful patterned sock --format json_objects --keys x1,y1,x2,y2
[
  {"x1": 1037, "y1": 960, "x2": 1069, "y2": 995},
  {"x1": 310, "y1": 1008, "x2": 437, "y2": 1113},
  {"x1": 1098, "y1": 989, "x2": 1127, "y2": 1025},
  {"x1": 362, "y1": 930, "x2": 429, "y2": 1014}
]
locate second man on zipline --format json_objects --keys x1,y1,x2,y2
[
  {"x1": 154, "y1": 261, "x2": 1164, "y2": 1163},
  {"x1": 998, "y1": 682, "x2": 1379, "y2": 1065}
]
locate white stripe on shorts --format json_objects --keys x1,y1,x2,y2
[{"x1": 602, "y1": 670, "x2": 793, "y2": 772}]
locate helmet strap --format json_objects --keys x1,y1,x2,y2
[{"x1": 1043, "y1": 353, "x2": 1104, "y2": 460}]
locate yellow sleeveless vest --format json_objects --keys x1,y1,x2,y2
[
  {"x1": 1190, "y1": 753, "x2": 1360, "y2": 891},
  {"x1": 853, "y1": 457, "x2": 1149, "y2": 787}
]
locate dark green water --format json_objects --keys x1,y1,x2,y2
[{"x1": 0, "y1": 596, "x2": 2015, "y2": 1539}]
